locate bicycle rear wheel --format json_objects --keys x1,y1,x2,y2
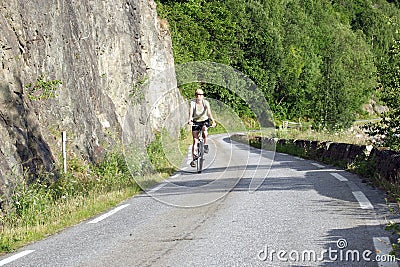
[{"x1": 197, "y1": 141, "x2": 204, "y2": 173}]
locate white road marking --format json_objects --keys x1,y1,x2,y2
[
  {"x1": 373, "y1": 237, "x2": 398, "y2": 266},
  {"x1": 352, "y1": 191, "x2": 374, "y2": 210},
  {"x1": 330, "y1": 172, "x2": 348, "y2": 182},
  {"x1": 0, "y1": 250, "x2": 35, "y2": 266},
  {"x1": 88, "y1": 204, "x2": 130, "y2": 224},
  {"x1": 311, "y1": 162, "x2": 325, "y2": 168},
  {"x1": 148, "y1": 183, "x2": 167, "y2": 194},
  {"x1": 170, "y1": 173, "x2": 180, "y2": 179}
]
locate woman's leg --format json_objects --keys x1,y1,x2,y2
[
  {"x1": 202, "y1": 125, "x2": 208, "y2": 145},
  {"x1": 202, "y1": 125, "x2": 209, "y2": 153},
  {"x1": 192, "y1": 130, "x2": 199, "y2": 160}
]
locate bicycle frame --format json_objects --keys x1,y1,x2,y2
[{"x1": 196, "y1": 126, "x2": 205, "y2": 173}]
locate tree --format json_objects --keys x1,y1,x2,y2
[
  {"x1": 274, "y1": 1, "x2": 321, "y2": 121},
  {"x1": 156, "y1": 0, "x2": 396, "y2": 130},
  {"x1": 365, "y1": 39, "x2": 400, "y2": 150},
  {"x1": 277, "y1": 1, "x2": 377, "y2": 129},
  {"x1": 314, "y1": 25, "x2": 376, "y2": 130}
]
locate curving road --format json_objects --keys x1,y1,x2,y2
[{"x1": 0, "y1": 134, "x2": 398, "y2": 266}]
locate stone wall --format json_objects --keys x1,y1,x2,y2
[
  {"x1": 240, "y1": 135, "x2": 400, "y2": 184},
  {"x1": 271, "y1": 138, "x2": 400, "y2": 184},
  {"x1": 0, "y1": 1, "x2": 185, "y2": 195},
  {"x1": 369, "y1": 148, "x2": 400, "y2": 184}
]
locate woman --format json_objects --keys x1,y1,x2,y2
[{"x1": 187, "y1": 88, "x2": 216, "y2": 167}]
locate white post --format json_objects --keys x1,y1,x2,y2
[{"x1": 62, "y1": 131, "x2": 67, "y2": 173}]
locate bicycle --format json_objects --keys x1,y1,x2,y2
[
  {"x1": 196, "y1": 126, "x2": 205, "y2": 173},
  {"x1": 192, "y1": 122, "x2": 213, "y2": 173}
]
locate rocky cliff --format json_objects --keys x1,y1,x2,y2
[{"x1": 0, "y1": 0, "x2": 184, "y2": 196}]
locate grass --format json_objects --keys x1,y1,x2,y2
[
  {"x1": 146, "y1": 128, "x2": 197, "y2": 178},
  {"x1": 0, "y1": 188, "x2": 137, "y2": 253}
]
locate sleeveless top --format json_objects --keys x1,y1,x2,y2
[{"x1": 191, "y1": 99, "x2": 209, "y2": 122}]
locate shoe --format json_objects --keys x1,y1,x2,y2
[
  {"x1": 190, "y1": 161, "x2": 196, "y2": 167},
  {"x1": 204, "y1": 144, "x2": 209, "y2": 153}
]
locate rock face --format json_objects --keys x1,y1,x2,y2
[{"x1": 0, "y1": 1, "x2": 184, "y2": 195}]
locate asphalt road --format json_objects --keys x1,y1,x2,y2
[{"x1": 0, "y1": 133, "x2": 399, "y2": 267}]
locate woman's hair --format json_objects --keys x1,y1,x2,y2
[{"x1": 195, "y1": 88, "x2": 204, "y2": 95}]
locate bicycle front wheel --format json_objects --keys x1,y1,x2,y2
[{"x1": 197, "y1": 141, "x2": 204, "y2": 173}]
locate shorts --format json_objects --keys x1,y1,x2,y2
[{"x1": 192, "y1": 119, "x2": 210, "y2": 132}]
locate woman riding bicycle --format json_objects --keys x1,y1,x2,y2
[{"x1": 187, "y1": 88, "x2": 216, "y2": 167}]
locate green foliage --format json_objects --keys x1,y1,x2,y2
[
  {"x1": 364, "y1": 39, "x2": 400, "y2": 151},
  {"x1": 92, "y1": 152, "x2": 135, "y2": 190},
  {"x1": 385, "y1": 197, "x2": 400, "y2": 259},
  {"x1": 7, "y1": 175, "x2": 55, "y2": 223},
  {"x1": 25, "y1": 75, "x2": 62, "y2": 101},
  {"x1": 156, "y1": 0, "x2": 400, "y2": 130},
  {"x1": 4, "y1": 152, "x2": 135, "y2": 221},
  {"x1": 0, "y1": 152, "x2": 139, "y2": 252},
  {"x1": 146, "y1": 131, "x2": 177, "y2": 177},
  {"x1": 385, "y1": 220, "x2": 400, "y2": 258}
]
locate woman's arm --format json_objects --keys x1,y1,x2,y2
[
  {"x1": 188, "y1": 101, "x2": 194, "y2": 125},
  {"x1": 205, "y1": 101, "x2": 216, "y2": 127}
]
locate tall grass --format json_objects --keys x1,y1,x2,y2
[{"x1": 0, "y1": 151, "x2": 141, "y2": 254}]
